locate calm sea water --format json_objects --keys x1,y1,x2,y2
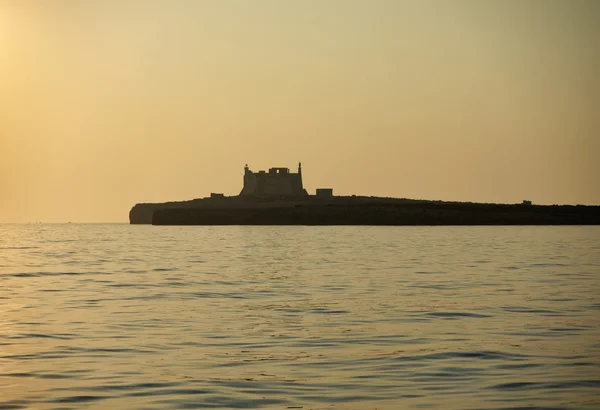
[{"x1": 0, "y1": 224, "x2": 599, "y2": 410}]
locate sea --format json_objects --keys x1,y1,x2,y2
[{"x1": 0, "y1": 224, "x2": 599, "y2": 410}]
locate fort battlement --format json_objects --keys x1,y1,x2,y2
[{"x1": 239, "y1": 163, "x2": 309, "y2": 198}]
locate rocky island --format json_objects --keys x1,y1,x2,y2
[{"x1": 129, "y1": 164, "x2": 600, "y2": 225}]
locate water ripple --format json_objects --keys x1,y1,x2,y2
[{"x1": 0, "y1": 224, "x2": 598, "y2": 409}]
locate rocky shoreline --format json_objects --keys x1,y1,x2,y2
[{"x1": 130, "y1": 196, "x2": 600, "y2": 225}]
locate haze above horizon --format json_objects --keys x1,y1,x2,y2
[{"x1": 1, "y1": 1, "x2": 599, "y2": 223}]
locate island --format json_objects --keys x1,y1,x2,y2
[{"x1": 129, "y1": 164, "x2": 600, "y2": 225}]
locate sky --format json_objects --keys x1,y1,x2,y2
[{"x1": 1, "y1": 0, "x2": 599, "y2": 222}]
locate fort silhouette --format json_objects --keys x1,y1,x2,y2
[
  {"x1": 129, "y1": 164, "x2": 600, "y2": 225},
  {"x1": 240, "y1": 163, "x2": 309, "y2": 198}
]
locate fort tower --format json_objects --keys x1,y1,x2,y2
[{"x1": 239, "y1": 163, "x2": 308, "y2": 198}]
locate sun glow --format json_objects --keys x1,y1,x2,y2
[{"x1": 0, "y1": 8, "x2": 12, "y2": 51}]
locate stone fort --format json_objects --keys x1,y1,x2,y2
[{"x1": 239, "y1": 163, "x2": 309, "y2": 198}]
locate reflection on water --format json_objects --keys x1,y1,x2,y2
[{"x1": 0, "y1": 224, "x2": 599, "y2": 409}]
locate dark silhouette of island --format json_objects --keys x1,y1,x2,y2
[{"x1": 129, "y1": 164, "x2": 600, "y2": 225}]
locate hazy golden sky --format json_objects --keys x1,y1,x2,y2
[{"x1": 1, "y1": 0, "x2": 599, "y2": 222}]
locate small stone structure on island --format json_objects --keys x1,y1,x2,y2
[
  {"x1": 316, "y1": 188, "x2": 334, "y2": 198},
  {"x1": 240, "y1": 162, "x2": 309, "y2": 198}
]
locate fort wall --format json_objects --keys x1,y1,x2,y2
[{"x1": 240, "y1": 164, "x2": 308, "y2": 198}]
